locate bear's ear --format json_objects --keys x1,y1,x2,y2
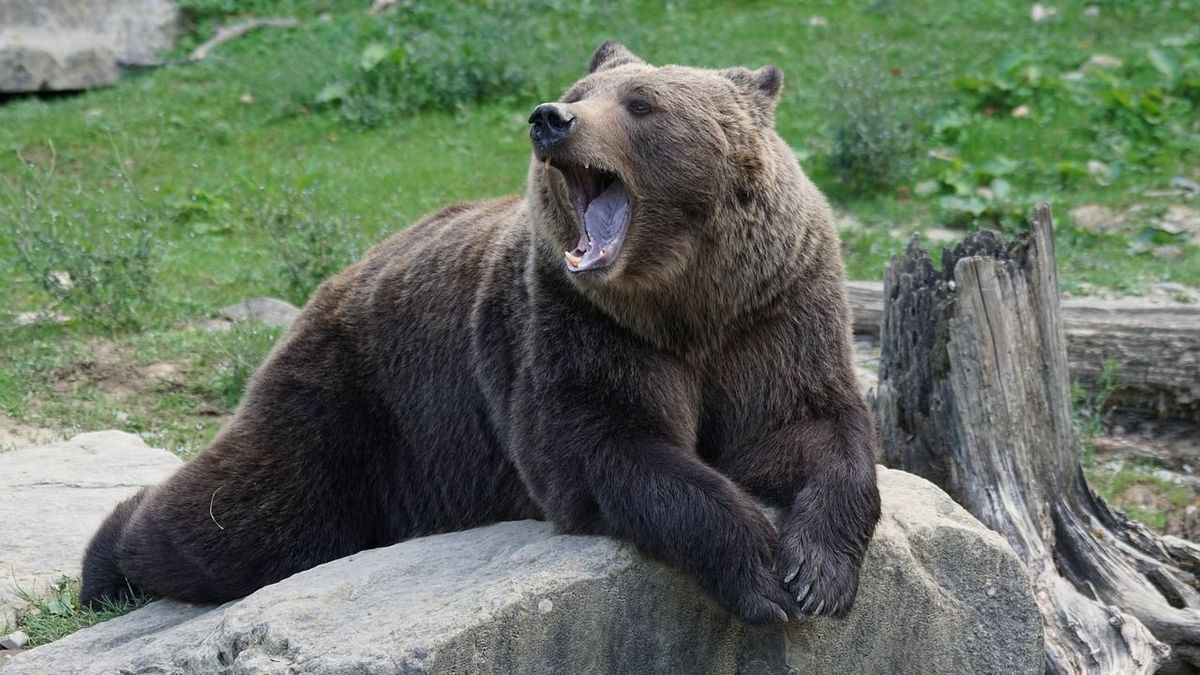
[
  {"x1": 589, "y1": 41, "x2": 645, "y2": 73},
  {"x1": 723, "y1": 65, "x2": 784, "y2": 121}
]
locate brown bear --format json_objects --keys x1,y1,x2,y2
[{"x1": 81, "y1": 42, "x2": 880, "y2": 625}]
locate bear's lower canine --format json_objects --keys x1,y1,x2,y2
[{"x1": 82, "y1": 42, "x2": 880, "y2": 624}]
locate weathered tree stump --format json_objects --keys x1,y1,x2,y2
[
  {"x1": 845, "y1": 282, "x2": 1200, "y2": 422},
  {"x1": 876, "y1": 204, "x2": 1200, "y2": 674}
]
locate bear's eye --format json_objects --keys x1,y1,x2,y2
[{"x1": 627, "y1": 100, "x2": 653, "y2": 116}]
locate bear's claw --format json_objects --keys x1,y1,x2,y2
[
  {"x1": 775, "y1": 514, "x2": 862, "y2": 621},
  {"x1": 783, "y1": 563, "x2": 801, "y2": 584},
  {"x1": 713, "y1": 555, "x2": 805, "y2": 625}
]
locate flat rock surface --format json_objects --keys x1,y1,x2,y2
[
  {"x1": 1, "y1": 467, "x2": 1043, "y2": 675},
  {"x1": 0, "y1": 0, "x2": 178, "y2": 92},
  {"x1": 0, "y1": 431, "x2": 181, "y2": 626}
]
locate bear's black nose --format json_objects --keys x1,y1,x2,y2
[{"x1": 529, "y1": 103, "x2": 576, "y2": 151}]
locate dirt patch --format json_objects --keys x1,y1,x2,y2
[
  {"x1": 1161, "y1": 204, "x2": 1200, "y2": 247},
  {"x1": 1092, "y1": 410, "x2": 1200, "y2": 539},
  {"x1": 143, "y1": 362, "x2": 178, "y2": 382},
  {"x1": 45, "y1": 340, "x2": 184, "y2": 401},
  {"x1": 1069, "y1": 204, "x2": 1125, "y2": 234},
  {"x1": 1117, "y1": 484, "x2": 1173, "y2": 513},
  {"x1": 0, "y1": 414, "x2": 58, "y2": 451},
  {"x1": 47, "y1": 339, "x2": 133, "y2": 399}
]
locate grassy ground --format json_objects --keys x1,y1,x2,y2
[
  {"x1": 1, "y1": 0, "x2": 1198, "y2": 640},
  {"x1": 1087, "y1": 460, "x2": 1194, "y2": 532},
  {"x1": 4, "y1": 2, "x2": 1199, "y2": 322},
  {"x1": 3, "y1": 579, "x2": 152, "y2": 647},
  {"x1": 1074, "y1": 366, "x2": 1200, "y2": 533}
]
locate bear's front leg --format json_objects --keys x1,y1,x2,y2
[
  {"x1": 774, "y1": 418, "x2": 880, "y2": 619},
  {"x1": 716, "y1": 406, "x2": 881, "y2": 620},
  {"x1": 514, "y1": 384, "x2": 800, "y2": 624},
  {"x1": 587, "y1": 439, "x2": 798, "y2": 624},
  {"x1": 509, "y1": 301, "x2": 798, "y2": 624}
]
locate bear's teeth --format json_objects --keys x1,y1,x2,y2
[{"x1": 564, "y1": 251, "x2": 583, "y2": 268}]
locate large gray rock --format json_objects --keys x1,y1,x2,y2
[
  {"x1": 1, "y1": 467, "x2": 1043, "y2": 675},
  {"x1": 217, "y1": 297, "x2": 301, "y2": 329},
  {"x1": 0, "y1": 0, "x2": 179, "y2": 92},
  {"x1": 0, "y1": 431, "x2": 181, "y2": 626}
]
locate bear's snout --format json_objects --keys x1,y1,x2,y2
[{"x1": 529, "y1": 103, "x2": 576, "y2": 153}]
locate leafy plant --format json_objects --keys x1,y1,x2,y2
[
  {"x1": 209, "y1": 323, "x2": 284, "y2": 410},
  {"x1": 315, "y1": 2, "x2": 556, "y2": 125},
  {"x1": 167, "y1": 187, "x2": 235, "y2": 236},
  {"x1": 953, "y1": 51, "x2": 1063, "y2": 114},
  {"x1": 1147, "y1": 45, "x2": 1200, "y2": 104},
  {"x1": 262, "y1": 201, "x2": 366, "y2": 306},
  {"x1": 823, "y1": 58, "x2": 915, "y2": 197},
  {"x1": 1072, "y1": 359, "x2": 1122, "y2": 465},
  {"x1": 1082, "y1": 46, "x2": 1200, "y2": 165},
  {"x1": 1091, "y1": 72, "x2": 1170, "y2": 140},
  {"x1": 12, "y1": 222, "x2": 160, "y2": 333},
  {"x1": 1126, "y1": 223, "x2": 1191, "y2": 256},
  {"x1": 921, "y1": 155, "x2": 1039, "y2": 230}
]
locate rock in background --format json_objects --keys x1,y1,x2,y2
[
  {"x1": 216, "y1": 297, "x2": 300, "y2": 329},
  {"x1": 0, "y1": 0, "x2": 179, "y2": 93},
  {"x1": 0, "y1": 431, "x2": 181, "y2": 627},
  {"x1": 0, "y1": 467, "x2": 1043, "y2": 675}
]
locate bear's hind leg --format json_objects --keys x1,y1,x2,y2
[{"x1": 80, "y1": 488, "x2": 149, "y2": 609}]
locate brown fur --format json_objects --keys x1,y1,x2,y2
[{"x1": 82, "y1": 42, "x2": 880, "y2": 624}]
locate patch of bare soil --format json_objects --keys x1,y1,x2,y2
[
  {"x1": 46, "y1": 340, "x2": 183, "y2": 402},
  {"x1": 1117, "y1": 484, "x2": 1173, "y2": 513},
  {"x1": 1095, "y1": 411, "x2": 1200, "y2": 540},
  {"x1": 0, "y1": 413, "x2": 58, "y2": 450},
  {"x1": 47, "y1": 339, "x2": 138, "y2": 399}
]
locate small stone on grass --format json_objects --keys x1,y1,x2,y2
[{"x1": 0, "y1": 630, "x2": 29, "y2": 650}]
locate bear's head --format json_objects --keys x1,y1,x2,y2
[{"x1": 527, "y1": 41, "x2": 790, "y2": 287}]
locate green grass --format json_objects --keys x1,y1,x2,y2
[
  {"x1": 1086, "y1": 460, "x2": 1194, "y2": 532},
  {"x1": 1074, "y1": 359, "x2": 1123, "y2": 465},
  {"x1": 5, "y1": 578, "x2": 151, "y2": 646},
  {"x1": 0, "y1": 0, "x2": 1194, "y2": 458},
  {"x1": 2, "y1": 322, "x2": 280, "y2": 457},
  {"x1": 3, "y1": 1, "x2": 1198, "y2": 324},
  {"x1": 1074, "y1": 361, "x2": 1196, "y2": 534},
  {"x1": 1, "y1": 1, "x2": 1197, "y2": 645}
]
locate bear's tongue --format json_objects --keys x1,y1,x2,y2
[{"x1": 565, "y1": 179, "x2": 630, "y2": 273}]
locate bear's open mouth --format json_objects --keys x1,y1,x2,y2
[{"x1": 553, "y1": 161, "x2": 631, "y2": 274}]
